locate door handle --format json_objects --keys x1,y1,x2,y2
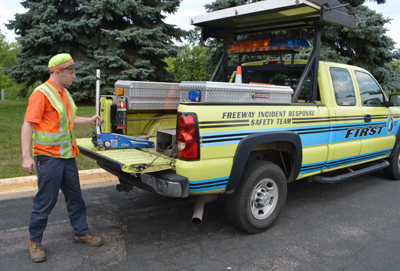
[{"x1": 364, "y1": 114, "x2": 372, "y2": 123}]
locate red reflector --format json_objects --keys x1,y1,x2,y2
[{"x1": 177, "y1": 113, "x2": 199, "y2": 159}]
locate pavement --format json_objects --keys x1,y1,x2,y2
[
  {"x1": 0, "y1": 169, "x2": 117, "y2": 199},
  {"x1": 1, "y1": 170, "x2": 400, "y2": 270}
]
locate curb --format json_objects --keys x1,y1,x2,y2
[{"x1": 0, "y1": 169, "x2": 117, "y2": 195}]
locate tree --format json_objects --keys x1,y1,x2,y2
[
  {"x1": 0, "y1": 31, "x2": 19, "y2": 90},
  {"x1": 165, "y1": 43, "x2": 211, "y2": 82},
  {"x1": 322, "y1": 4, "x2": 400, "y2": 93},
  {"x1": 202, "y1": 0, "x2": 400, "y2": 93},
  {"x1": 5, "y1": 0, "x2": 187, "y2": 100}
]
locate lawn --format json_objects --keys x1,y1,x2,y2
[{"x1": 0, "y1": 100, "x2": 99, "y2": 179}]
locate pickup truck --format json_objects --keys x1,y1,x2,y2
[{"x1": 77, "y1": 0, "x2": 400, "y2": 233}]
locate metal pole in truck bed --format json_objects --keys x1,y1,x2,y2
[
  {"x1": 95, "y1": 69, "x2": 100, "y2": 127},
  {"x1": 95, "y1": 69, "x2": 101, "y2": 136}
]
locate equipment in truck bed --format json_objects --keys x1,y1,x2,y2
[
  {"x1": 114, "y1": 81, "x2": 181, "y2": 110},
  {"x1": 180, "y1": 81, "x2": 293, "y2": 104},
  {"x1": 78, "y1": 138, "x2": 174, "y2": 173},
  {"x1": 111, "y1": 80, "x2": 294, "y2": 106}
]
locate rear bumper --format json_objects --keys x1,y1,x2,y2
[
  {"x1": 97, "y1": 162, "x2": 189, "y2": 198},
  {"x1": 142, "y1": 170, "x2": 189, "y2": 198}
]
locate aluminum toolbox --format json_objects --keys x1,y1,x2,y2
[
  {"x1": 180, "y1": 81, "x2": 293, "y2": 104},
  {"x1": 115, "y1": 80, "x2": 181, "y2": 110}
]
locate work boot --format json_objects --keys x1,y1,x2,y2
[
  {"x1": 74, "y1": 233, "x2": 103, "y2": 247},
  {"x1": 29, "y1": 240, "x2": 46, "y2": 263}
]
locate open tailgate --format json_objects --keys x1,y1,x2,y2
[{"x1": 77, "y1": 138, "x2": 174, "y2": 174}]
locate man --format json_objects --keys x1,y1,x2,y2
[{"x1": 21, "y1": 53, "x2": 103, "y2": 263}]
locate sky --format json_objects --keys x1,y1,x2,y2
[{"x1": 1, "y1": 0, "x2": 400, "y2": 47}]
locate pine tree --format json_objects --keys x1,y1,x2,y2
[
  {"x1": 202, "y1": 0, "x2": 400, "y2": 93},
  {"x1": 322, "y1": 4, "x2": 400, "y2": 93},
  {"x1": 5, "y1": 0, "x2": 187, "y2": 100}
]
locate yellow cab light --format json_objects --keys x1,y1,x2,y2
[
  {"x1": 116, "y1": 88, "x2": 124, "y2": 96},
  {"x1": 227, "y1": 39, "x2": 311, "y2": 54}
]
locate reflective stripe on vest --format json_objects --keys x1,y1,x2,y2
[{"x1": 32, "y1": 83, "x2": 77, "y2": 158}]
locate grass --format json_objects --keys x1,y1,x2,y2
[{"x1": 0, "y1": 99, "x2": 99, "y2": 179}]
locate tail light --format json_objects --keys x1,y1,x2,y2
[{"x1": 177, "y1": 113, "x2": 199, "y2": 159}]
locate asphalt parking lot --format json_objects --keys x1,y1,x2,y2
[{"x1": 1, "y1": 170, "x2": 400, "y2": 271}]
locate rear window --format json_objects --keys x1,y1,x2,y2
[
  {"x1": 242, "y1": 70, "x2": 315, "y2": 101},
  {"x1": 330, "y1": 67, "x2": 356, "y2": 106}
]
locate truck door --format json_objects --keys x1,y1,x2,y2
[
  {"x1": 327, "y1": 66, "x2": 362, "y2": 170},
  {"x1": 354, "y1": 70, "x2": 399, "y2": 162}
]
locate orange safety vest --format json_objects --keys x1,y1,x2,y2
[{"x1": 32, "y1": 82, "x2": 78, "y2": 158}]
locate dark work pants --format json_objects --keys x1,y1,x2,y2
[{"x1": 29, "y1": 156, "x2": 89, "y2": 242}]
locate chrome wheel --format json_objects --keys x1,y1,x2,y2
[{"x1": 250, "y1": 178, "x2": 279, "y2": 220}]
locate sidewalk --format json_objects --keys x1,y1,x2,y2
[{"x1": 0, "y1": 169, "x2": 117, "y2": 195}]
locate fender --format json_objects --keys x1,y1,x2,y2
[{"x1": 225, "y1": 131, "x2": 302, "y2": 194}]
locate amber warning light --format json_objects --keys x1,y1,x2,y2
[
  {"x1": 116, "y1": 88, "x2": 124, "y2": 96},
  {"x1": 227, "y1": 39, "x2": 311, "y2": 54}
]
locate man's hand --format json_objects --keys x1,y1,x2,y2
[
  {"x1": 89, "y1": 115, "x2": 101, "y2": 125},
  {"x1": 74, "y1": 115, "x2": 101, "y2": 125},
  {"x1": 22, "y1": 156, "x2": 35, "y2": 174}
]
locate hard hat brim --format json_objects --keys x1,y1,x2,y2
[{"x1": 66, "y1": 63, "x2": 83, "y2": 69}]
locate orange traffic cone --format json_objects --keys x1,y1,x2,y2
[{"x1": 235, "y1": 66, "x2": 242, "y2": 84}]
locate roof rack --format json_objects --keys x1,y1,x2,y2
[
  {"x1": 190, "y1": 0, "x2": 356, "y2": 103},
  {"x1": 191, "y1": 0, "x2": 356, "y2": 41}
]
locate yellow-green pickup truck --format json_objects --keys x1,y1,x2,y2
[{"x1": 78, "y1": 0, "x2": 400, "y2": 233}]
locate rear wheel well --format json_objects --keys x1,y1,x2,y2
[
  {"x1": 226, "y1": 132, "x2": 302, "y2": 194},
  {"x1": 245, "y1": 141, "x2": 295, "y2": 182}
]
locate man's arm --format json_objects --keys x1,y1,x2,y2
[
  {"x1": 21, "y1": 121, "x2": 35, "y2": 174},
  {"x1": 74, "y1": 115, "x2": 101, "y2": 125}
]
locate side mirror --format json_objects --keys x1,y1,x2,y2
[{"x1": 389, "y1": 94, "x2": 400, "y2": 106}]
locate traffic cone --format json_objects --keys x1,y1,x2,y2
[{"x1": 235, "y1": 66, "x2": 242, "y2": 84}]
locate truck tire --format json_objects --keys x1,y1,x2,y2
[
  {"x1": 226, "y1": 160, "x2": 287, "y2": 233},
  {"x1": 384, "y1": 144, "x2": 400, "y2": 180}
]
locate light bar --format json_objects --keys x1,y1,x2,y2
[{"x1": 227, "y1": 39, "x2": 311, "y2": 54}]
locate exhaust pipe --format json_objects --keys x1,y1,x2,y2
[{"x1": 191, "y1": 194, "x2": 219, "y2": 224}]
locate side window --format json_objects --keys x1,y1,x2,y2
[
  {"x1": 355, "y1": 71, "x2": 384, "y2": 106},
  {"x1": 330, "y1": 67, "x2": 356, "y2": 106}
]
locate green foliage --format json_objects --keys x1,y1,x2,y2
[
  {"x1": 321, "y1": 4, "x2": 400, "y2": 93},
  {"x1": 3, "y1": 83, "x2": 35, "y2": 100},
  {"x1": 389, "y1": 60, "x2": 400, "y2": 74},
  {"x1": 0, "y1": 31, "x2": 20, "y2": 90},
  {"x1": 205, "y1": 0, "x2": 249, "y2": 11},
  {"x1": 5, "y1": 0, "x2": 187, "y2": 100},
  {"x1": 165, "y1": 44, "x2": 211, "y2": 82},
  {"x1": 0, "y1": 100, "x2": 98, "y2": 178},
  {"x1": 347, "y1": 0, "x2": 386, "y2": 6},
  {"x1": 0, "y1": 73, "x2": 12, "y2": 90}
]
